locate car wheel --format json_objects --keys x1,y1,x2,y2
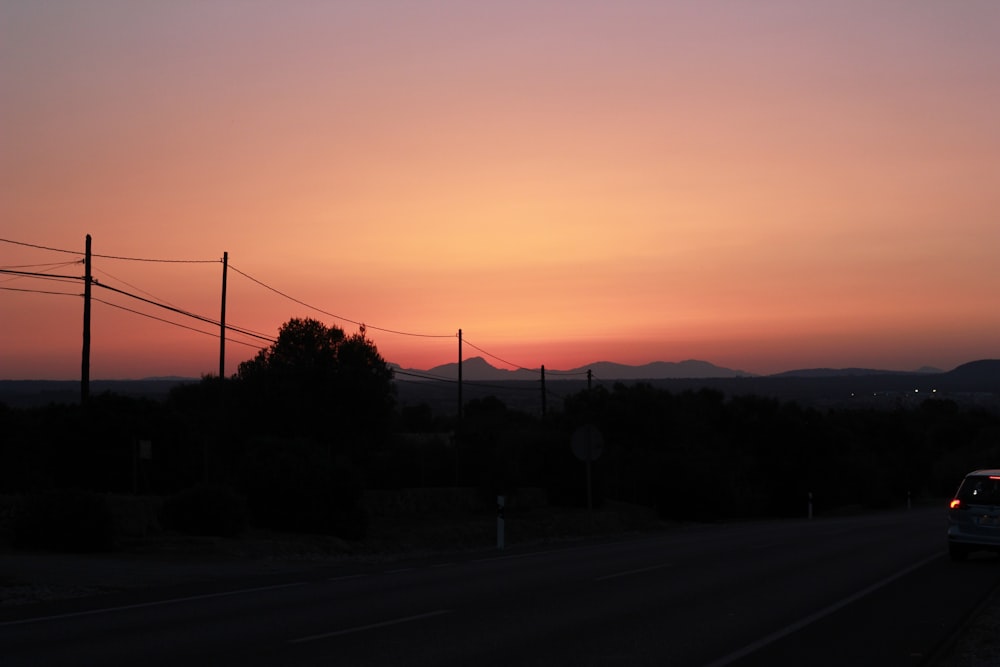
[{"x1": 949, "y1": 543, "x2": 969, "y2": 561}]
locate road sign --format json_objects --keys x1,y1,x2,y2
[{"x1": 572, "y1": 424, "x2": 603, "y2": 462}]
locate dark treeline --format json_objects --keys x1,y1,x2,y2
[{"x1": 2, "y1": 319, "x2": 998, "y2": 550}]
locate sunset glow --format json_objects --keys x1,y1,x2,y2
[{"x1": 2, "y1": 1, "x2": 999, "y2": 380}]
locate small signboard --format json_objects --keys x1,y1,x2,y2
[{"x1": 571, "y1": 424, "x2": 603, "y2": 462}]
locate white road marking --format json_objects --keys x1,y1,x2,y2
[
  {"x1": 288, "y1": 609, "x2": 453, "y2": 643},
  {"x1": 703, "y1": 552, "x2": 943, "y2": 667},
  {"x1": 0, "y1": 582, "x2": 307, "y2": 627},
  {"x1": 594, "y1": 562, "x2": 673, "y2": 581}
]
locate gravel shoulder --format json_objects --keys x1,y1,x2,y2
[
  {"x1": 0, "y1": 504, "x2": 658, "y2": 608},
  {"x1": 931, "y1": 586, "x2": 1000, "y2": 667}
]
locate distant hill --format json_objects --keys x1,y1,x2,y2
[
  {"x1": 395, "y1": 357, "x2": 751, "y2": 382},
  {"x1": 391, "y1": 358, "x2": 1000, "y2": 415},
  {"x1": 771, "y1": 367, "x2": 939, "y2": 378},
  {"x1": 3, "y1": 360, "x2": 996, "y2": 411},
  {"x1": 771, "y1": 360, "x2": 997, "y2": 385},
  {"x1": 582, "y1": 359, "x2": 753, "y2": 380},
  {"x1": 935, "y1": 359, "x2": 1000, "y2": 392}
]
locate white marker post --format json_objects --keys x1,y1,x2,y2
[{"x1": 497, "y1": 495, "x2": 505, "y2": 550}]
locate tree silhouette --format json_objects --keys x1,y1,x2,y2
[{"x1": 235, "y1": 318, "x2": 395, "y2": 447}]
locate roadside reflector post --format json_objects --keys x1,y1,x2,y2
[{"x1": 497, "y1": 495, "x2": 505, "y2": 550}]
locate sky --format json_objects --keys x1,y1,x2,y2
[{"x1": 2, "y1": 1, "x2": 999, "y2": 380}]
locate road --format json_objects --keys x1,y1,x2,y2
[{"x1": 2, "y1": 506, "x2": 998, "y2": 666}]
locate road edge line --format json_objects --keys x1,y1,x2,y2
[{"x1": 704, "y1": 552, "x2": 943, "y2": 667}]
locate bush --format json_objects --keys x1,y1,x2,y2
[
  {"x1": 236, "y1": 437, "x2": 368, "y2": 539},
  {"x1": 160, "y1": 485, "x2": 247, "y2": 538},
  {"x1": 12, "y1": 489, "x2": 116, "y2": 552}
]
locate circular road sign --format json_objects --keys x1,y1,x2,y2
[{"x1": 571, "y1": 424, "x2": 604, "y2": 462}]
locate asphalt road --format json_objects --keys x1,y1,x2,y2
[{"x1": 3, "y1": 506, "x2": 998, "y2": 666}]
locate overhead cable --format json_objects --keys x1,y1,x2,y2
[
  {"x1": 461, "y1": 338, "x2": 535, "y2": 372},
  {"x1": 0, "y1": 268, "x2": 83, "y2": 282},
  {"x1": 228, "y1": 263, "x2": 453, "y2": 339},
  {"x1": 92, "y1": 298, "x2": 269, "y2": 349},
  {"x1": 0, "y1": 237, "x2": 83, "y2": 256},
  {"x1": 0, "y1": 286, "x2": 80, "y2": 297},
  {"x1": 92, "y1": 281, "x2": 275, "y2": 343},
  {"x1": 0, "y1": 237, "x2": 214, "y2": 263}
]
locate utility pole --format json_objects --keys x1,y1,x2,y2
[
  {"x1": 219, "y1": 251, "x2": 228, "y2": 378},
  {"x1": 587, "y1": 368, "x2": 592, "y2": 392},
  {"x1": 457, "y1": 328, "x2": 463, "y2": 421},
  {"x1": 541, "y1": 364, "x2": 546, "y2": 418},
  {"x1": 81, "y1": 234, "x2": 92, "y2": 404},
  {"x1": 456, "y1": 328, "x2": 463, "y2": 485}
]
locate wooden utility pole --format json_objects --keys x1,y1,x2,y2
[
  {"x1": 219, "y1": 251, "x2": 228, "y2": 378},
  {"x1": 456, "y1": 328, "x2": 463, "y2": 485},
  {"x1": 457, "y1": 328, "x2": 463, "y2": 420},
  {"x1": 541, "y1": 364, "x2": 546, "y2": 418},
  {"x1": 81, "y1": 234, "x2": 92, "y2": 404}
]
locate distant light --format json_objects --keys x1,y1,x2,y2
[{"x1": 914, "y1": 389, "x2": 919, "y2": 393}]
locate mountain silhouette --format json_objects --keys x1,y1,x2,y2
[
  {"x1": 935, "y1": 359, "x2": 1000, "y2": 392},
  {"x1": 398, "y1": 357, "x2": 752, "y2": 382}
]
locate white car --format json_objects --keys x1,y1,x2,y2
[{"x1": 947, "y1": 469, "x2": 1000, "y2": 561}]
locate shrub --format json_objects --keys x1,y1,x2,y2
[
  {"x1": 12, "y1": 489, "x2": 116, "y2": 552},
  {"x1": 160, "y1": 485, "x2": 247, "y2": 538},
  {"x1": 236, "y1": 437, "x2": 368, "y2": 539}
]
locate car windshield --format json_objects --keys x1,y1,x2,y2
[{"x1": 957, "y1": 476, "x2": 1000, "y2": 506}]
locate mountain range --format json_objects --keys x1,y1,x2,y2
[
  {"x1": 2, "y1": 359, "x2": 996, "y2": 411},
  {"x1": 393, "y1": 357, "x2": 947, "y2": 383}
]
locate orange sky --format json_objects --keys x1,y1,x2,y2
[{"x1": 2, "y1": 1, "x2": 999, "y2": 380}]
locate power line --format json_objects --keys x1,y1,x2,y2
[
  {"x1": 0, "y1": 237, "x2": 83, "y2": 256},
  {"x1": 93, "y1": 266, "x2": 182, "y2": 309},
  {"x1": 92, "y1": 281, "x2": 275, "y2": 343},
  {"x1": 0, "y1": 268, "x2": 83, "y2": 282},
  {"x1": 0, "y1": 286, "x2": 80, "y2": 297},
  {"x1": 4, "y1": 236, "x2": 596, "y2": 380},
  {"x1": 393, "y1": 369, "x2": 457, "y2": 384},
  {"x1": 0, "y1": 260, "x2": 83, "y2": 271},
  {"x1": 464, "y1": 379, "x2": 540, "y2": 393},
  {"x1": 94, "y1": 281, "x2": 219, "y2": 328},
  {"x1": 225, "y1": 322, "x2": 277, "y2": 344},
  {"x1": 0, "y1": 236, "x2": 216, "y2": 263},
  {"x1": 543, "y1": 368, "x2": 590, "y2": 377},
  {"x1": 0, "y1": 269, "x2": 85, "y2": 291},
  {"x1": 93, "y1": 252, "x2": 217, "y2": 264},
  {"x1": 459, "y1": 337, "x2": 586, "y2": 377},
  {"x1": 461, "y1": 338, "x2": 533, "y2": 372},
  {"x1": 92, "y1": 297, "x2": 269, "y2": 349},
  {"x1": 91, "y1": 266, "x2": 275, "y2": 342},
  {"x1": 228, "y1": 262, "x2": 454, "y2": 339},
  {"x1": 7, "y1": 239, "x2": 457, "y2": 345}
]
